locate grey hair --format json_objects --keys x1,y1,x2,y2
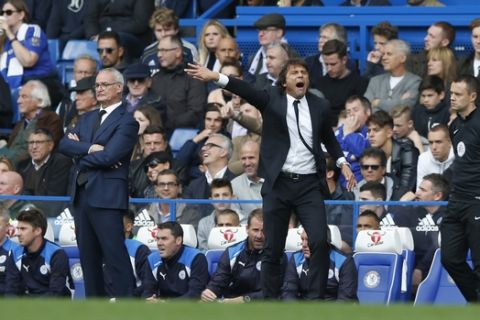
[
  {"x1": 211, "y1": 133, "x2": 233, "y2": 160},
  {"x1": 74, "y1": 54, "x2": 98, "y2": 70},
  {"x1": 99, "y1": 67, "x2": 125, "y2": 86},
  {"x1": 388, "y1": 39, "x2": 411, "y2": 57},
  {"x1": 266, "y1": 41, "x2": 290, "y2": 59},
  {"x1": 27, "y1": 80, "x2": 51, "y2": 108},
  {"x1": 319, "y1": 23, "x2": 347, "y2": 44}
]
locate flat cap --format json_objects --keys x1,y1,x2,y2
[
  {"x1": 123, "y1": 63, "x2": 150, "y2": 80},
  {"x1": 254, "y1": 13, "x2": 286, "y2": 30},
  {"x1": 70, "y1": 76, "x2": 95, "y2": 92}
]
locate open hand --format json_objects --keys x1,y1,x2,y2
[{"x1": 185, "y1": 63, "x2": 220, "y2": 82}]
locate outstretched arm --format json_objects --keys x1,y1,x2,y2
[{"x1": 185, "y1": 63, "x2": 269, "y2": 112}]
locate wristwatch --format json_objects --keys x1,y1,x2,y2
[{"x1": 243, "y1": 295, "x2": 251, "y2": 303}]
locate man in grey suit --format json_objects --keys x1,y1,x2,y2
[{"x1": 364, "y1": 39, "x2": 422, "y2": 113}]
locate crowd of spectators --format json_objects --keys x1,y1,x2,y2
[{"x1": 0, "y1": 0, "x2": 475, "y2": 300}]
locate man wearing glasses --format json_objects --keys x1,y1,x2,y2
[
  {"x1": 96, "y1": 30, "x2": 127, "y2": 72},
  {"x1": 17, "y1": 128, "x2": 71, "y2": 214},
  {"x1": 248, "y1": 13, "x2": 287, "y2": 76},
  {"x1": 354, "y1": 147, "x2": 394, "y2": 202},
  {"x1": 0, "y1": 80, "x2": 63, "y2": 167},
  {"x1": 59, "y1": 67, "x2": 139, "y2": 298},
  {"x1": 151, "y1": 35, "x2": 206, "y2": 135}
]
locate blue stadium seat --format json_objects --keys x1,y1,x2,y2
[
  {"x1": 354, "y1": 252, "x2": 404, "y2": 304},
  {"x1": 399, "y1": 249, "x2": 415, "y2": 302},
  {"x1": 205, "y1": 249, "x2": 224, "y2": 276},
  {"x1": 47, "y1": 39, "x2": 60, "y2": 65},
  {"x1": 10, "y1": 87, "x2": 20, "y2": 123},
  {"x1": 63, "y1": 246, "x2": 85, "y2": 300},
  {"x1": 57, "y1": 40, "x2": 100, "y2": 86},
  {"x1": 169, "y1": 128, "x2": 198, "y2": 157},
  {"x1": 61, "y1": 40, "x2": 99, "y2": 61},
  {"x1": 414, "y1": 249, "x2": 470, "y2": 305}
]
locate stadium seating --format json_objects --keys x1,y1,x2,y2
[
  {"x1": 354, "y1": 229, "x2": 404, "y2": 304},
  {"x1": 207, "y1": 226, "x2": 248, "y2": 250},
  {"x1": 136, "y1": 224, "x2": 198, "y2": 249},
  {"x1": 169, "y1": 128, "x2": 198, "y2": 157},
  {"x1": 414, "y1": 249, "x2": 470, "y2": 305},
  {"x1": 205, "y1": 249, "x2": 224, "y2": 276},
  {"x1": 284, "y1": 225, "x2": 344, "y2": 252},
  {"x1": 56, "y1": 40, "x2": 99, "y2": 85},
  {"x1": 58, "y1": 222, "x2": 77, "y2": 246},
  {"x1": 62, "y1": 246, "x2": 85, "y2": 300}
]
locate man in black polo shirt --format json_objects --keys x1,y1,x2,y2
[{"x1": 441, "y1": 75, "x2": 480, "y2": 302}]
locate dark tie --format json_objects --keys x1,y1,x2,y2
[
  {"x1": 77, "y1": 109, "x2": 107, "y2": 186},
  {"x1": 254, "y1": 53, "x2": 263, "y2": 75},
  {"x1": 93, "y1": 109, "x2": 107, "y2": 136},
  {"x1": 293, "y1": 100, "x2": 314, "y2": 154}
]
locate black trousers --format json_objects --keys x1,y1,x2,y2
[
  {"x1": 73, "y1": 186, "x2": 134, "y2": 298},
  {"x1": 261, "y1": 174, "x2": 330, "y2": 299},
  {"x1": 441, "y1": 199, "x2": 480, "y2": 302}
]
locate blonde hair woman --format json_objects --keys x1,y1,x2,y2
[{"x1": 198, "y1": 20, "x2": 229, "y2": 71}]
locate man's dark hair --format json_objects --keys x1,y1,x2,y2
[
  {"x1": 453, "y1": 74, "x2": 478, "y2": 95},
  {"x1": 210, "y1": 178, "x2": 233, "y2": 197},
  {"x1": 371, "y1": 21, "x2": 398, "y2": 40},
  {"x1": 360, "y1": 147, "x2": 387, "y2": 167},
  {"x1": 98, "y1": 30, "x2": 122, "y2": 47},
  {"x1": 143, "y1": 125, "x2": 167, "y2": 137},
  {"x1": 220, "y1": 58, "x2": 243, "y2": 77},
  {"x1": 346, "y1": 95, "x2": 372, "y2": 113},
  {"x1": 157, "y1": 221, "x2": 183, "y2": 238},
  {"x1": 247, "y1": 208, "x2": 263, "y2": 228},
  {"x1": 277, "y1": 58, "x2": 309, "y2": 90},
  {"x1": 322, "y1": 39, "x2": 347, "y2": 58},
  {"x1": 428, "y1": 123, "x2": 450, "y2": 139},
  {"x1": 421, "y1": 173, "x2": 450, "y2": 200},
  {"x1": 367, "y1": 110, "x2": 394, "y2": 129},
  {"x1": 358, "y1": 210, "x2": 381, "y2": 224},
  {"x1": 419, "y1": 75, "x2": 445, "y2": 95},
  {"x1": 215, "y1": 209, "x2": 240, "y2": 226},
  {"x1": 360, "y1": 181, "x2": 386, "y2": 201},
  {"x1": 17, "y1": 207, "x2": 47, "y2": 237},
  {"x1": 30, "y1": 128, "x2": 54, "y2": 141},
  {"x1": 156, "y1": 169, "x2": 180, "y2": 185},
  {"x1": 433, "y1": 21, "x2": 455, "y2": 47}
]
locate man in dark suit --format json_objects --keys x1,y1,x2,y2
[
  {"x1": 58, "y1": 68, "x2": 139, "y2": 298},
  {"x1": 186, "y1": 59, "x2": 355, "y2": 299}
]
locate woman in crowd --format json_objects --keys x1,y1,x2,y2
[
  {"x1": 132, "y1": 105, "x2": 163, "y2": 161},
  {"x1": 0, "y1": 0, "x2": 65, "y2": 107},
  {"x1": 426, "y1": 47, "x2": 456, "y2": 102},
  {"x1": 198, "y1": 20, "x2": 229, "y2": 71}
]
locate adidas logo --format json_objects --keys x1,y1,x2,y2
[
  {"x1": 416, "y1": 215, "x2": 439, "y2": 232},
  {"x1": 380, "y1": 213, "x2": 396, "y2": 227},
  {"x1": 54, "y1": 208, "x2": 74, "y2": 225},
  {"x1": 134, "y1": 209, "x2": 155, "y2": 227}
]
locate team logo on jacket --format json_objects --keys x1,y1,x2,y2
[
  {"x1": 40, "y1": 264, "x2": 48, "y2": 275},
  {"x1": 71, "y1": 263, "x2": 83, "y2": 281},
  {"x1": 457, "y1": 141, "x2": 466, "y2": 157},
  {"x1": 178, "y1": 270, "x2": 186, "y2": 280},
  {"x1": 364, "y1": 270, "x2": 381, "y2": 288}
]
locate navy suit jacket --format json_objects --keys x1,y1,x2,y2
[
  {"x1": 224, "y1": 77, "x2": 344, "y2": 195},
  {"x1": 59, "y1": 104, "x2": 139, "y2": 209}
]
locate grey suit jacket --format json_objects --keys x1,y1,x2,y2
[{"x1": 364, "y1": 71, "x2": 422, "y2": 113}]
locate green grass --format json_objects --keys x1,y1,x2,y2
[{"x1": 1, "y1": 300, "x2": 479, "y2": 320}]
